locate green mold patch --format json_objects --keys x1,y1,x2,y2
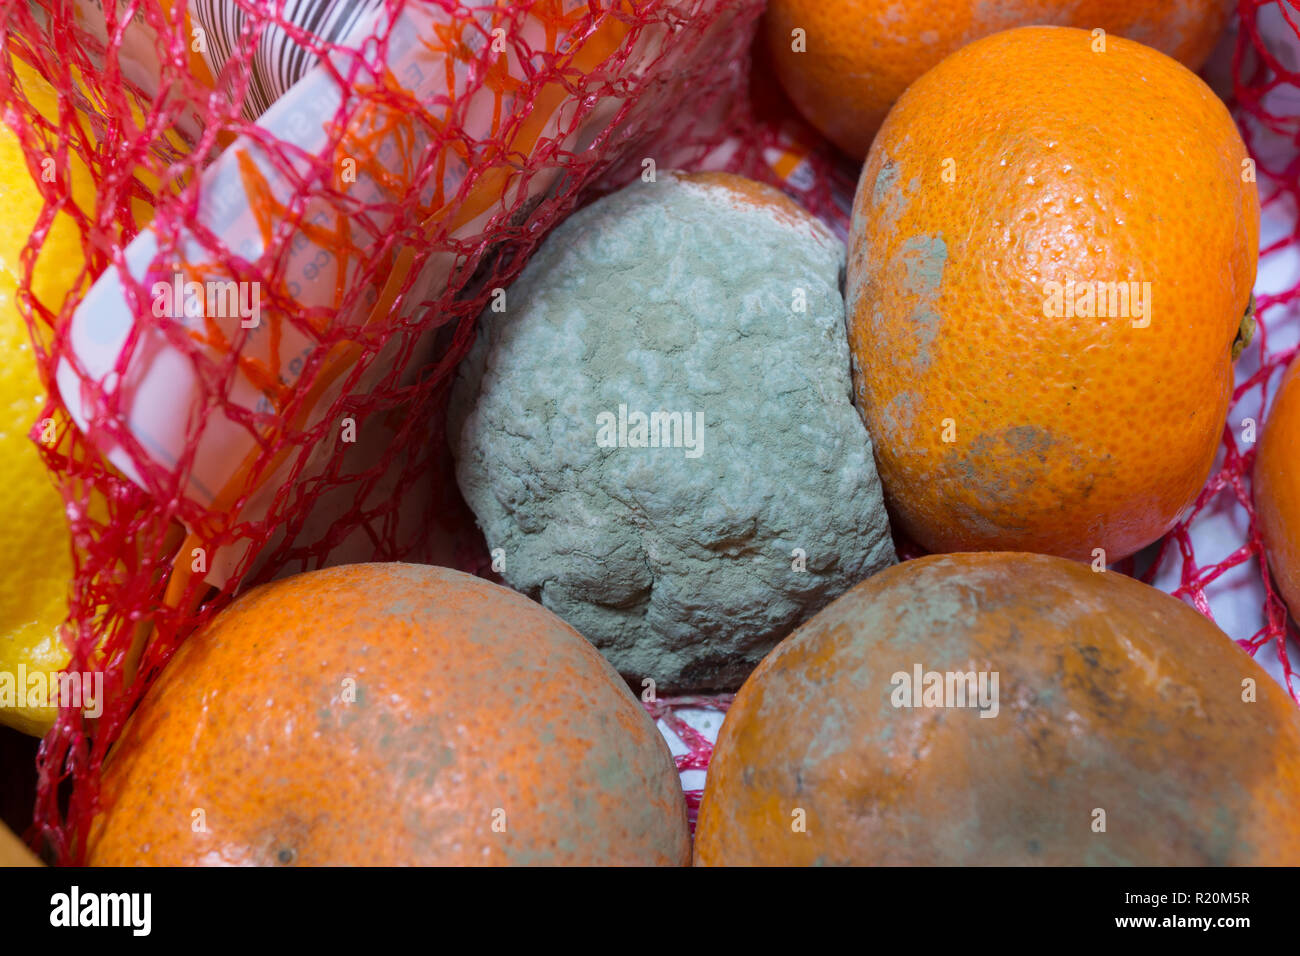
[{"x1": 895, "y1": 234, "x2": 948, "y2": 371}]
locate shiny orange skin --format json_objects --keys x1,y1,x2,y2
[
  {"x1": 846, "y1": 27, "x2": 1258, "y2": 563},
  {"x1": 1255, "y1": 357, "x2": 1300, "y2": 618},
  {"x1": 765, "y1": 0, "x2": 1235, "y2": 158},
  {"x1": 696, "y1": 552, "x2": 1300, "y2": 866},
  {"x1": 87, "y1": 563, "x2": 690, "y2": 866}
]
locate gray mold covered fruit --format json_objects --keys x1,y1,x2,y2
[{"x1": 449, "y1": 172, "x2": 894, "y2": 692}]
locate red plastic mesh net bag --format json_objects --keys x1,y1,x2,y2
[
  {"x1": 4, "y1": 0, "x2": 1299, "y2": 864},
  {"x1": 1145, "y1": 1, "x2": 1300, "y2": 702},
  {"x1": 2, "y1": 0, "x2": 857, "y2": 863}
]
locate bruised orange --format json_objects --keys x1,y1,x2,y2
[
  {"x1": 1255, "y1": 356, "x2": 1300, "y2": 617},
  {"x1": 87, "y1": 563, "x2": 690, "y2": 866},
  {"x1": 696, "y1": 552, "x2": 1300, "y2": 865},
  {"x1": 846, "y1": 27, "x2": 1258, "y2": 562},
  {"x1": 765, "y1": 0, "x2": 1235, "y2": 158}
]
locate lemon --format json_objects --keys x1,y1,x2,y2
[{"x1": 0, "y1": 58, "x2": 94, "y2": 735}]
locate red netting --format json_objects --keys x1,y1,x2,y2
[
  {"x1": 2, "y1": 0, "x2": 1298, "y2": 864},
  {"x1": 1218, "y1": 0, "x2": 1300, "y2": 700},
  {"x1": 643, "y1": 694, "x2": 732, "y2": 829},
  {"x1": 3, "y1": 0, "x2": 851, "y2": 864}
]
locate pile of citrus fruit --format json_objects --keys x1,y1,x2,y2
[{"x1": 3, "y1": 0, "x2": 1298, "y2": 867}]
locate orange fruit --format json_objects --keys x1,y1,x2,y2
[
  {"x1": 696, "y1": 552, "x2": 1300, "y2": 866},
  {"x1": 1255, "y1": 356, "x2": 1300, "y2": 616},
  {"x1": 765, "y1": 0, "x2": 1235, "y2": 158},
  {"x1": 87, "y1": 563, "x2": 690, "y2": 866},
  {"x1": 846, "y1": 27, "x2": 1258, "y2": 562}
]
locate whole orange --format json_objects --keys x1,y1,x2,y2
[
  {"x1": 1255, "y1": 356, "x2": 1300, "y2": 617},
  {"x1": 846, "y1": 27, "x2": 1258, "y2": 562},
  {"x1": 86, "y1": 563, "x2": 691, "y2": 866},
  {"x1": 765, "y1": 0, "x2": 1235, "y2": 158},
  {"x1": 696, "y1": 552, "x2": 1300, "y2": 865}
]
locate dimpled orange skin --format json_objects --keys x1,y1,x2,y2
[
  {"x1": 1255, "y1": 357, "x2": 1300, "y2": 618},
  {"x1": 695, "y1": 552, "x2": 1300, "y2": 866},
  {"x1": 86, "y1": 563, "x2": 691, "y2": 866},
  {"x1": 846, "y1": 27, "x2": 1258, "y2": 563},
  {"x1": 765, "y1": 0, "x2": 1234, "y2": 159}
]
